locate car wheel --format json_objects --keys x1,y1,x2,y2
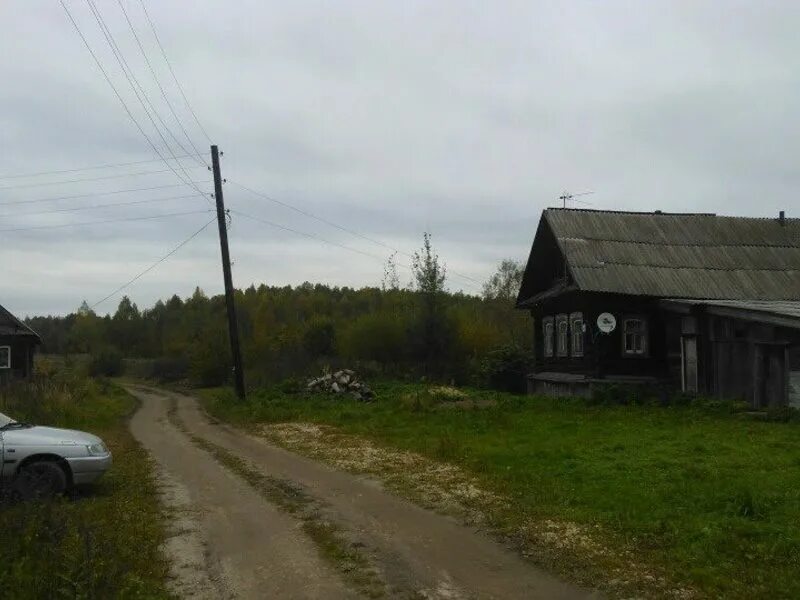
[{"x1": 16, "y1": 461, "x2": 68, "y2": 499}]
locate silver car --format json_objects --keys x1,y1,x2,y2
[{"x1": 0, "y1": 411, "x2": 112, "y2": 498}]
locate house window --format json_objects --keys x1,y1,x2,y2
[
  {"x1": 0, "y1": 346, "x2": 10, "y2": 369},
  {"x1": 556, "y1": 314, "x2": 569, "y2": 357},
  {"x1": 570, "y1": 312, "x2": 584, "y2": 357},
  {"x1": 623, "y1": 317, "x2": 647, "y2": 355},
  {"x1": 542, "y1": 317, "x2": 554, "y2": 357}
]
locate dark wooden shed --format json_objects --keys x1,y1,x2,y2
[
  {"x1": 516, "y1": 208, "x2": 800, "y2": 407},
  {"x1": 0, "y1": 304, "x2": 41, "y2": 382}
]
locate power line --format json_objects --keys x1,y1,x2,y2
[
  {"x1": 90, "y1": 216, "x2": 216, "y2": 309},
  {"x1": 84, "y1": 0, "x2": 201, "y2": 193},
  {"x1": 229, "y1": 180, "x2": 484, "y2": 288},
  {"x1": 59, "y1": 0, "x2": 188, "y2": 187},
  {"x1": 0, "y1": 153, "x2": 206, "y2": 181},
  {"x1": 0, "y1": 192, "x2": 201, "y2": 218},
  {"x1": 138, "y1": 0, "x2": 212, "y2": 143},
  {"x1": 0, "y1": 165, "x2": 206, "y2": 191},
  {"x1": 59, "y1": 1, "x2": 210, "y2": 207},
  {"x1": 232, "y1": 209, "x2": 483, "y2": 292},
  {"x1": 115, "y1": 0, "x2": 207, "y2": 167},
  {"x1": 231, "y1": 209, "x2": 402, "y2": 265},
  {"x1": 0, "y1": 208, "x2": 212, "y2": 233},
  {"x1": 230, "y1": 180, "x2": 403, "y2": 257},
  {"x1": 0, "y1": 182, "x2": 206, "y2": 207}
]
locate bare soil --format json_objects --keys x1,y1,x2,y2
[
  {"x1": 128, "y1": 386, "x2": 353, "y2": 599},
  {"x1": 127, "y1": 385, "x2": 598, "y2": 599}
]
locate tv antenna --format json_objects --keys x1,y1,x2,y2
[{"x1": 559, "y1": 190, "x2": 594, "y2": 208}]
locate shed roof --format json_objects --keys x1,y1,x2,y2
[
  {"x1": 661, "y1": 299, "x2": 800, "y2": 328},
  {"x1": 517, "y1": 208, "x2": 800, "y2": 305},
  {"x1": 0, "y1": 304, "x2": 40, "y2": 340}
]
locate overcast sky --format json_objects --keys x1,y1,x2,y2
[{"x1": 2, "y1": 1, "x2": 799, "y2": 316}]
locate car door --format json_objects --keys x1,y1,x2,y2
[
  {"x1": 0, "y1": 432, "x2": 13, "y2": 482},
  {"x1": 0, "y1": 431, "x2": 5, "y2": 482}
]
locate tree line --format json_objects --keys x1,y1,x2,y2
[{"x1": 27, "y1": 237, "x2": 531, "y2": 390}]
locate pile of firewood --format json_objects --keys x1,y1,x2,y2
[{"x1": 306, "y1": 369, "x2": 375, "y2": 401}]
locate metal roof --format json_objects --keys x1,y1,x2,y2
[
  {"x1": 547, "y1": 209, "x2": 800, "y2": 300},
  {"x1": 663, "y1": 299, "x2": 800, "y2": 321},
  {"x1": 0, "y1": 304, "x2": 40, "y2": 339}
]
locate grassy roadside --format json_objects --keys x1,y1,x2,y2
[
  {"x1": 0, "y1": 375, "x2": 171, "y2": 599},
  {"x1": 200, "y1": 382, "x2": 800, "y2": 599}
]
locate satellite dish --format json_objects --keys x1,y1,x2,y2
[{"x1": 597, "y1": 312, "x2": 617, "y2": 333}]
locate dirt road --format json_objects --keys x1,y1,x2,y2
[{"x1": 127, "y1": 385, "x2": 598, "y2": 599}]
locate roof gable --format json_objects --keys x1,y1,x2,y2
[
  {"x1": 517, "y1": 208, "x2": 800, "y2": 305},
  {"x1": 0, "y1": 304, "x2": 40, "y2": 339}
]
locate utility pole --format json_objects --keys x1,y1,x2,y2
[{"x1": 211, "y1": 145, "x2": 246, "y2": 400}]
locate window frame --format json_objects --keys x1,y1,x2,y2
[
  {"x1": 570, "y1": 312, "x2": 584, "y2": 357},
  {"x1": 622, "y1": 316, "x2": 648, "y2": 356},
  {"x1": 542, "y1": 316, "x2": 554, "y2": 358},
  {"x1": 556, "y1": 314, "x2": 569, "y2": 357},
  {"x1": 0, "y1": 346, "x2": 10, "y2": 369}
]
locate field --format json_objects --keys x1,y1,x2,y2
[
  {"x1": 0, "y1": 374, "x2": 170, "y2": 599},
  {"x1": 203, "y1": 382, "x2": 800, "y2": 599}
]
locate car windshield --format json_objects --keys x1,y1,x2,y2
[{"x1": 0, "y1": 412, "x2": 16, "y2": 428}]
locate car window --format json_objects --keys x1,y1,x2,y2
[{"x1": 0, "y1": 412, "x2": 14, "y2": 428}]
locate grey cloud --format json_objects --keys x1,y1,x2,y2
[{"x1": 3, "y1": 1, "x2": 800, "y2": 315}]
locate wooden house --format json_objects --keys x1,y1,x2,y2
[
  {"x1": 0, "y1": 304, "x2": 40, "y2": 381},
  {"x1": 515, "y1": 208, "x2": 800, "y2": 407}
]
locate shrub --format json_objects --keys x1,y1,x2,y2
[
  {"x1": 339, "y1": 312, "x2": 408, "y2": 365},
  {"x1": 188, "y1": 339, "x2": 231, "y2": 387},
  {"x1": 149, "y1": 356, "x2": 189, "y2": 383},
  {"x1": 303, "y1": 317, "x2": 336, "y2": 358},
  {"x1": 88, "y1": 348, "x2": 124, "y2": 378},
  {"x1": 277, "y1": 377, "x2": 303, "y2": 394},
  {"x1": 477, "y1": 344, "x2": 531, "y2": 393},
  {"x1": 453, "y1": 313, "x2": 505, "y2": 359}
]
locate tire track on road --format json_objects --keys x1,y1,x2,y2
[
  {"x1": 144, "y1": 385, "x2": 598, "y2": 600},
  {"x1": 127, "y1": 385, "x2": 357, "y2": 600}
]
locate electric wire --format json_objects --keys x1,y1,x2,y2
[
  {"x1": 84, "y1": 0, "x2": 202, "y2": 194},
  {"x1": 91, "y1": 216, "x2": 216, "y2": 309},
  {"x1": 138, "y1": 0, "x2": 212, "y2": 143},
  {"x1": 0, "y1": 208, "x2": 212, "y2": 233},
  {"x1": 0, "y1": 182, "x2": 206, "y2": 207},
  {"x1": 59, "y1": 3, "x2": 481, "y2": 294},
  {"x1": 0, "y1": 192, "x2": 201, "y2": 218},
  {"x1": 231, "y1": 209, "x2": 406, "y2": 266},
  {"x1": 230, "y1": 181, "x2": 405, "y2": 257},
  {"x1": 0, "y1": 165, "x2": 206, "y2": 191},
  {"x1": 230, "y1": 180, "x2": 484, "y2": 288},
  {"x1": 115, "y1": 0, "x2": 207, "y2": 167},
  {"x1": 0, "y1": 153, "x2": 206, "y2": 181},
  {"x1": 59, "y1": 1, "x2": 210, "y2": 207}
]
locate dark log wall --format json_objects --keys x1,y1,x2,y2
[
  {"x1": 703, "y1": 316, "x2": 800, "y2": 406},
  {"x1": 0, "y1": 336, "x2": 35, "y2": 381},
  {"x1": 531, "y1": 291, "x2": 672, "y2": 379},
  {"x1": 527, "y1": 289, "x2": 800, "y2": 406}
]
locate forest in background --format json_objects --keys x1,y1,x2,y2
[{"x1": 26, "y1": 238, "x2": 532, "y2": 390}]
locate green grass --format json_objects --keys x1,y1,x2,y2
[
  {"x1": 202, "y1": 382, "x2": 800, "y2": 599},
  {"x1": 0, "y1": 375, "x2": 171, "y2": 599}
]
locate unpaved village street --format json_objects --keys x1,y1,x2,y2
[{"x1": 127, "y1": 386, "x2": 597, "y2": 599}]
